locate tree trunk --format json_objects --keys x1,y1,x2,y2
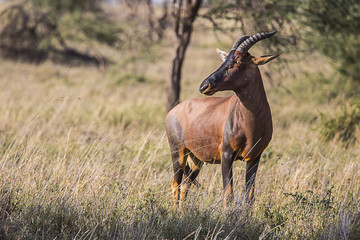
[
  {"x1": 167, "y1": 26, "x2": 191, "y2": 111},
  {"x1": 166, "y1": 0, "x2": 202, "y2": 112},
  {"x1": 146, "y1": 0, "x2": 168, "y2": 41}
]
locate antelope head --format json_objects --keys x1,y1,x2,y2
[{"x1": 199, "y1": 31, "x2": 281, "y2": 95}]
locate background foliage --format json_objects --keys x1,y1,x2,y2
[
  {"x1": 301, "y1": 0, "x2": 360, "y2": 82},
  {"x1": 0, "y1": 0, "x2": 122, "y2": 64}
]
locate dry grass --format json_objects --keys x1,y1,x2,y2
[{"x1": 0, "y1": 14, "x2": 359, "y2": 239}]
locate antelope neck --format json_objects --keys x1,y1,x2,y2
[{"x1": 234, "y1": 78, "x2": 269, "y2": 115}]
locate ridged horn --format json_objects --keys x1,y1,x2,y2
[
  {"x1": 236, "y1": 31, "x2": 277, "y2": 53},
  {"x1": 230, "y1": 35, "x2": 249, "y2": 51}
]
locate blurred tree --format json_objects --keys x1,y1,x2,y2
[
  {"x1": 166, "y1": 0, "x2": 202, "y2": 112},
  {"x1": 301, "y1": 0, "x2": 360, "y2": 82},
  {"x1": 145, "y1": 0, "x2": 169, "y2": 41},
  {"x1": 201, "y1": 0, "x2": 300, "y2": 55},
  {"x1": 30, "y1": 0, "x2": 101, "y2": 12},
  {"x1": 0, "y1": 0, "x2": 122, "y2": 68}
]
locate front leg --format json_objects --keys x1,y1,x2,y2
[
  {"x1": 221, "y1": 151, "x2": 234, "y2": 208},
  {"x1": 245, "y1": 154, "x2": 261, "y2": 204}
]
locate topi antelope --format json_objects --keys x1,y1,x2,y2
[{"x1": 166, "y1": 31, "x2": 280, "y2": 207}]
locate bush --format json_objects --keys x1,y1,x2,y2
[
  {"x1": 0, "y1": 1, "x2": 122, "y2": 63},
  {"x1": 31, "y1": 0, "x2": 101, "y2": 12},
  {"x1": 320, "y1": 100, "x2": 360, "y2": 146}
]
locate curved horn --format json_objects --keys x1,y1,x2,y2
[
  {"x1": 230, "y1": 35, "x2": 249, "y2": 51},
  {"x1": 236, "y1": 31, "x2": 277, "y2": 53}
]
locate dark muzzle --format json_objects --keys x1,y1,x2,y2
[{"x1": 199, "y1": 82, "x2": 210, "y2": 93}]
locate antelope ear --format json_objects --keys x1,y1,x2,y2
[
  {"x1": 216, "y1": 48, "x2": 228, "y2": 62},
  {"x1": 252, "y1": 53, "x2": 282, "y2": 65}
]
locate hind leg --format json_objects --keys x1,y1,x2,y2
[
  {"x1": 170, "y1": 144, "x2": 187, "y2": 204},
  {"x1": 180, "y1": 152, "x2": 203, "y2": 201}
]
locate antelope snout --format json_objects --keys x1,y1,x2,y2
[
  {"x1": 199, "y1": 82, "x2": 210, "y2": 94},
  {"x1": 200, "y1": 82, "x2": 216, "y2": 95}
]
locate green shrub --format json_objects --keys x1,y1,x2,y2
[
  {"x1": 0, "y1": 1, "x2": 122, "y2": 62},
  {"x1": 58, "y1": 11, "x2": 123, "y2": 48},
  {"x1": 320, "y1": 101, "x2": 360, "y2": 146},
  {"x1": 31, "y1": 0, "x2": 100, "y2": 12}
]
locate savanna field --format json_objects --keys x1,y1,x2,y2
[{"x1": 0, "y1": 3, "x2": 360, "y2": 240}]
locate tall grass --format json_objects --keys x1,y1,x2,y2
[{"x1": 0, "y1": 25, "x2": 359, "y2": 239}]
